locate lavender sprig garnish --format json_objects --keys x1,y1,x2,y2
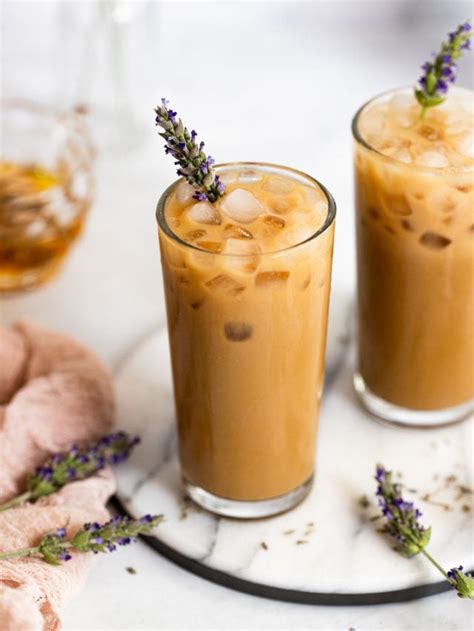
[
  {"x1": 0, "y1": 515, "x2": 161, "y2": 564},
  {"x1": 415, "y1": 20, "x2": 472, "y2": 118},
  {"x1": 0, "y1": 432, "x2": 140, "y2": 513},
  {"x1": 154, "y1": 98, "x2": 225, "y2": 203},
  {"x1": 375, "y1": 465, "x2": 474, "y2": 599}
]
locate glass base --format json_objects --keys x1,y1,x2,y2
[
  {"x1": 184, "y1": 475, "x2": 313, "y2": 519},
  {"x1": 354, "y1": 372, "x2": 474, "y2": 428}
]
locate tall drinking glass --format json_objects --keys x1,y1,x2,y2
[
  {"x1": 156, "y1": 163, "x2": 335, "y2": 518},
  {"x1": 353, "y1": 88, "x2": 474, "y2": 427}
]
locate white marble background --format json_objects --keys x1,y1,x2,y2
[{"x1": 1, "y1": 1, "x2": 473, "y2": 629}]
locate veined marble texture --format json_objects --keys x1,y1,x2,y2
[{"x1": 114, "y1": 296, "x2": 473, "y2": 602}]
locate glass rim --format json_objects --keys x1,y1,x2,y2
[
  {"x1": 351, "y1": 85, "x2": 474, "y2": 174},
  {"x1": 156, "y1": 161, "x2": 336, "y2": 257}
]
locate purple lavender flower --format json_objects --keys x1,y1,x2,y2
[
  {"x1": 69, "y1": 515, "x2": 161, "y2": 559},
  {"x1": 216, "y1": 176, "x2": 225, "y2": 195},
  {"x1": 0, "y1": 515, "x2": 162, "y2": 565},
  {"x1": 30, "y1": 432, "x2": 139, "y2": 498},
  {"x1": 375, "y1": 464, "x2": 431, "y2": 557},
  {"x1": 448, "y1": 565, "x2": 464, "y2": 580},
  {"x1": 415, "y1": 20, "x2": 472, "y2": 116},
  {"x1": 436, "y1": 79, "x2": 449, "y2": 93},
  {"x1": 154, "y1": 99, "x2": 225, "y2": 203},
  {"x1": 374, "y1": 464, "x2": 474, "y2": 600},
  {"x1": 0, "y1": 432, "x2": 141, "y2": 513},
  {"x1": 35, "y1": 530, "x2": 70, "y2": 565}
]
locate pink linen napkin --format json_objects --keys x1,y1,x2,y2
[
  {"x1": 0, "y1": 472, "x2": 115, "y2": 631},
  {"x1": 0, "y1": 321, "x2": 116, "y2": 630}
]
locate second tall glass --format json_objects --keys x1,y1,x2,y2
[{"x1": 353, "y1": 88, "x2": 474, "y2": 427}]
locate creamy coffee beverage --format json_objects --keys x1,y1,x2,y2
[
  {"x1": 157, "y1": 164, "x2": 335, "y2": 514},
  {"x1": 353, "y1": 88, "x2": 474, "y2": 421}
]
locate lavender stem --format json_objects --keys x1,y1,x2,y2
[
  {"x1": 0, "y1": 546, "x2": 40, "y2": 561},
  {"x1": 420, "y1": 547, "x2": 450, "y2": 580},
  {"x1": 0, "y1": 492, "x2": 32, "y2": 513}
]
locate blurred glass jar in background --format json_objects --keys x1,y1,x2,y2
[
  {"x1": 0, "y1": 101, "x2": 94, "y2": 293},
  {"x1": 56, "y1": 0, "x2": 157, "y2": 151}
]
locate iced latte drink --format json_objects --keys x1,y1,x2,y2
[
  {"x1": 157, "y1": 163, "x2": 335, "y2": 517},
  {"x1": 353, "y1": 88, "x2": 474, "y2": 426}
]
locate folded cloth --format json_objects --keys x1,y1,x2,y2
[
  {"x1": 0, "y1": 320, "x2": 115, "y2": 503},
  {"x1": 0, "y1": 321, "x2": 116, "y2": 630},
  {"x1": 0, "y1": 472, "x2": 115, "y2": 631}
]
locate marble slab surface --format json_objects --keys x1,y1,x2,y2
[{"x1": 114, "y1": 300, "x2": 473, "y2": 603}]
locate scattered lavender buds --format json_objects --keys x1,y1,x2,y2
[
  {"x1": 375, "y1": 464, "x2": 474, "y2": 600},
  {"x1": 0, "y1": 432, "x2": 140, "y2": 512},
  {"x1": 154, "y1": 99, "x2": 225, "y2": 203},
  {"x1": 415, "y1": 20, "x2": 472, "y2": 117},
  {"x1": 0, "y1": 515, "x2": 162, "y2": 564}
]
